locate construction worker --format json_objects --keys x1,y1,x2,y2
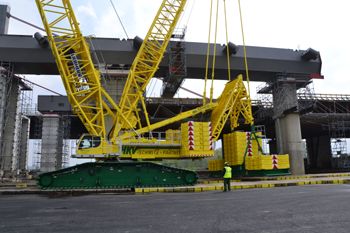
[{"x1": 222, "y1": 162, "x2": 232, "y2": 192}]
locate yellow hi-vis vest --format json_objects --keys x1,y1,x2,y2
[{"x1": 223, "y1": 166, "x2": 232, "y2": 178}]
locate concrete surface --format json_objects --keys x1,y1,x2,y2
[
  {"x1": 1, "y1": 184, "x2": 350, "y2": 232},
  {"x1": 1, "y1": 172, "x2": 350, "y2": 195}
]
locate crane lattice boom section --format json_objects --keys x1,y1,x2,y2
[
  {"x1": 114, "y1": 0, "x2": 188, "y2": 137},
  {"x1": 35, "y1": 0, "x2": 125, "y2": 139}
]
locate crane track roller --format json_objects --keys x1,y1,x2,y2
[{"x1": 36, "y1": 162, "x2": 199, "y2": 190}]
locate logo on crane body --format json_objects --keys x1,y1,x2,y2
[
  {"x1": 70, "y1": 53, "x2": 83, "y2": 78},
  {"x1": 122, "y1": 146, "x2": 138, "y2": 155}
]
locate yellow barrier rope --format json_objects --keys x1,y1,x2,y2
[{"x1": 203, "y1": 0, "x2": 214, "y2": 105}]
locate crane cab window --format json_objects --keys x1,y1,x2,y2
[{"x1": 78, "y1": 136, "x2": 101, "y2": 149}]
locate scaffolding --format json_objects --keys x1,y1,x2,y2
[
  {"x1": 323, "y1": 118, "x2": 350, "y2": 169},
  {"x1": 256, "y1": 73, "x2": 315, "y2": 117},
  {"x1": 254, "y1": 125, "x2": 269, "y2": 154},
  {"x1": 308, "y1": 94, "x2": 350, "y2": 115},
  {"x1": 14, "y1": 75, "x2": 33, "y2": 174},
  {"x1": 32, "y1": 111, "x2": 43, "y2": 170},
  {"x1": 255, "y1": 89, "x2": 274, "y2": 120},
  {"x1": 161, "y1": 27, "x2": 187, "y2": 98}
]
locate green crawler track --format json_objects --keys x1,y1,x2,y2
[{"x1": 36, "y1": 162, "x2": 199, "y2": 190}]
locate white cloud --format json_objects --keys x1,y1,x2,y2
[
  {"x1": 93, "y1": 7, "x2": 124, "y2": 38},
  {"x1": 76, "y1": 2, "x2": 97, "y2": 19}
]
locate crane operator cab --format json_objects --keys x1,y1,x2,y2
[
  {"x1": 78, "y1": 135, "x2": 102, "y2": 149},
  {"x1": 75, "y1": 134, "x2": 121, "y2": 159}
]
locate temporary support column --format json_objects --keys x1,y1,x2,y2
[
  {"x1": 100, "y1": 67, "x2": 127, "y2": 133},
  {"x1": 2, "y1": 78, "x2": 21, "y2": 177},
  {"x1": 0, "y1": 3, "x2": 10, "y2": 35},
  {"x1": 18, "y1": 116, "x2": 30, "y2": 172},
  {"x1": 273, "y1": 76, "x2": 305, "y2": 175}
]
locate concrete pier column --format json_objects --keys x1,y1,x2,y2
[
  {"x1": 103, "y1": 77, "x2": 125, "y2": 106},
  {"x1": 102, "y1": 75, "x2": 126, "y2": 132},
  {"x1": 273, "y1": 79, "x2": 305, "y2": 175},
  {"x1": 275, "y1": 114, "x2": 305, "y2": 175},
  {"x1": 2, "y1": 81, "x2": 20, "y2": 177},
  {"x1": 40, "y1": 114, "x2": 63, "y2": 172},
  {"x1": 306, "y1": 135, "x2": 332, "y2": 169}
]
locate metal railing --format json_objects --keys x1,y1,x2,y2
[
  {"x1": 71, "y1": 130, "x2": 182, "y2": 158},
  {"x1": 120, "y1": 131, "x2": 181, "y2": 146},
  {"x1": 298, "y1": 93, "x2": 350, "y2": 101}
]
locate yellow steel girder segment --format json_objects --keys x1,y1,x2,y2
[
  {"x1": 112, "y1": 0, "x2": 187, "y2": 139},
  {"x1": 229, "y1": 89, "x2": 254, "y2": 130},
  {"x1": 210, "y1": 75, "x2": 253, "y2": 141},
  {"x1": 210, "y1": 78, "x2": 240, "y2": 129}
]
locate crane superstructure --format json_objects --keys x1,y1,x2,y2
[{"x1": 35, "y1": 0, "x2": 254, "y2": 189}]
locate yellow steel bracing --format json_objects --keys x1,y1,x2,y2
[
  {"x1": 35, "y1": 0, "x2": 132, "y2": 140},
  {"x1": 119, "y1": 102, "x2": 218, "y2": 140},
  {"x1": 111, "y1": 0, "x2": 188, "y2": 139},
  {"x1": 210, "y1": 75, "x2": 253, "y2": 141}
]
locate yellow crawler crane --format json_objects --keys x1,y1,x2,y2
[{"x1": 35, "y1": 0, "x2": 255, "y2": 189}]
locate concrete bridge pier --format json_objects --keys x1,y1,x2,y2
[
  {"x1": 275, "y1": 114, "x2": 305, "y2": 175},
  {"x1": 273, "y1": 78, "x2": 305, "y2": 175}
]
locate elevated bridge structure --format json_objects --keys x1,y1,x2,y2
[
  {"x1": 32, "y1": 94, "x2": 350, "y2": 139},
  {"x1": 1, "y1": 33, "x2": 341, "y2": 176},
  {"x1": 0, "y1": 35, "x2": 322, "y2": 81},
  {"x1": 31, "y1": 93, "x2": 350, "y2": 172}
]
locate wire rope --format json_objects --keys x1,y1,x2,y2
[
  {"x1": 238, "y1": 0, "x2": 251, "y2": 98},
  {"x1": 209, "y1": 0, "x2": 220, "y2": 103},
  {"x1": 110, "y1": 0, "x2": 133, "y2": 48},
  {"x1": 203, "y1": 0, "x2": 214, "y2": 105},
  {"x1": 185, "y1": 0, "x2": 196, "y2": 28}
]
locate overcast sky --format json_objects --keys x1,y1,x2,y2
[{"x1": 3, "y1": 0, "x2": 350, "y2": 166}]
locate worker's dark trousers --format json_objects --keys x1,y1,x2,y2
[{"x1": 224, "y1": 178, "x2": 231, "y2": 191}]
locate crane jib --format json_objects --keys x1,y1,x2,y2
[{"x1": 70, "y1": 53, "x2": 83, "y2": 78}]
